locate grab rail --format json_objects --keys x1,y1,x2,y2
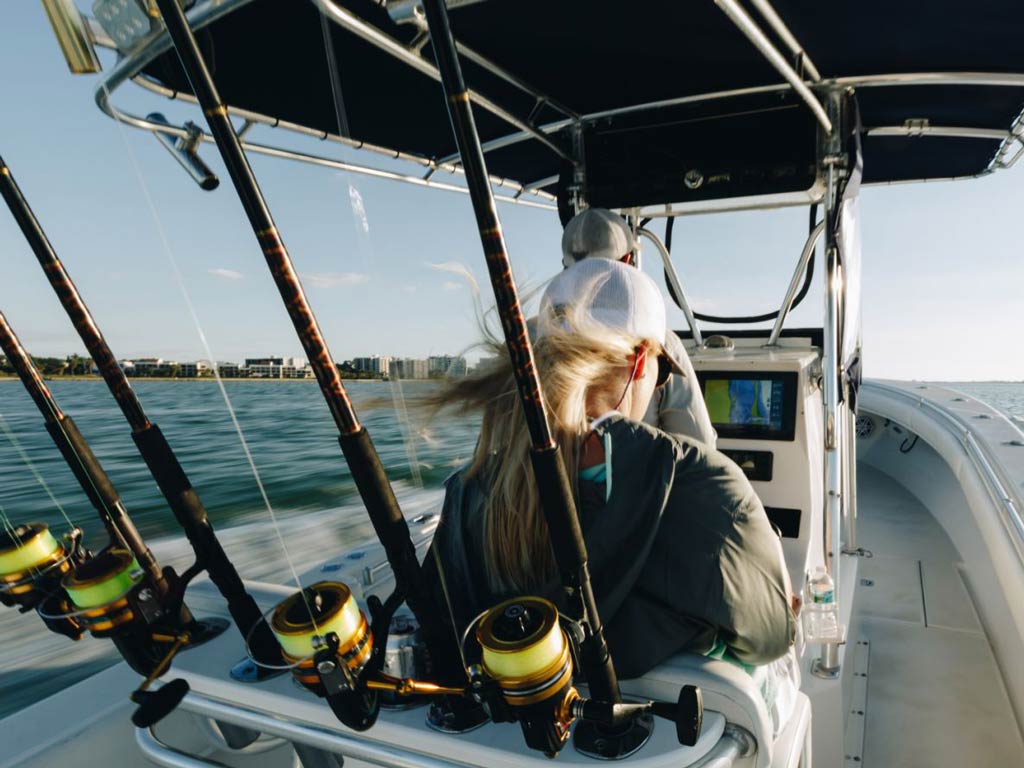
[
  {"x1": 173, "y1": 692, "x2": 470, "y2": 768},
  {"x1": 865, "y1": 382, "x2": 1024, "y2": 557},
  {"x1": 143, "y1": 691, "x2": 753, "y2": 768}
]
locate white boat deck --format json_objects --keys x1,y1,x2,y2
[{"x1": 855, "y1": 463, "x2": 1024, "y2": 766}]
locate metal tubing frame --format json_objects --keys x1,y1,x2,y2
[
  {"x1": 149, "y1": 692, "x2": 756, "y2": 768},
  {"x1": 84, "y1": 0, "x2": 1024, "y2": 200},
  {"x1": 311, "y1": 0, "x2": 569, "y2": 161},
  {"x1": 150, "y1": 0, "x2": 458, "y2": 680},
  {"x1": 842, "y1": 403, "x2": 858, "y2": 552},
  {"x1": 123, "y1": 71, "x2": 556, "y2": 206},
  {"x1": 816, "y1": 91, "x2": 846, "y2": 676},
  {"x1": 0, "y1": 155, "x2": 275, "y2": 661},
  {"x1": 89, "y1": 0, "x2": 557, "y2": 207},
  {"x1": 636, "y1": 227, "x2": 704, "y2": 346},
  {"x1": 95, "y1": 24, "x2": 1024, "y2": 199},
  {"x1": 0, "y1": 307, "x2": 173, "y2": 604},
  {"x1": 713, "y1": 0, "x2": 832, "y2": 133},
  {"x1": 767, "y1": 220, "x2": 825, "y2": 346},
  {"x1": 866, "y1": 124, "x2": 1011, "y2": 141},
  {"x1": 421, "y1": 0, "x2": 621, "y2": 705},
  {"x1": 748, "y1": 0, "x2": 822, "y2": 81}
]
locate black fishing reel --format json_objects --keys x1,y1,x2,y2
[
  {"x1": 267, "y1": 581, "x2": 468, "y2": 732},
  {"x1": 466, "y1": 596, "x2": 704, "y2": 759},
  {"x1": 0, "y1": 522, "x2": 86, "y2": 640}
]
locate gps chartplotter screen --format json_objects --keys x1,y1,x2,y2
[{"x1": 697, "y1": 372, "x2": 798, "y2": 441}]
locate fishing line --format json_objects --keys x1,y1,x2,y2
[
  {"x1": 389, "y1": 377, "x2": 424, "y2": 489},
  {"x1": 0, "y1": 498, "x2": 19, "y2": 543},
  {"x1": 0, "y1": 413, "x2": 77, "y2": 532},
  {"x1": 98, "y1": 82, "x2": 320, "y2": 633}
]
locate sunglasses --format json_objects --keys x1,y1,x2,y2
[{"x1": 655, "y1": 352, "x2": 672, "y2": 388}]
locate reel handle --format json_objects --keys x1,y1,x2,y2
[
  {"x1": 575, "y1": 685, "x2": 703, "y2": 747},
  {"x1": 131, "y1": 678, "x2": 190, "y2": 728},
  {"x1": 129, "y1": 631, "x2": 191, "y2": 728}
]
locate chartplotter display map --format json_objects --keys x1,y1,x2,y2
[{"x1": 704, "y1": 378, "x2": 777, "y2": 428}]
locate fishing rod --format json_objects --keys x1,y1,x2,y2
[
  {"x1": 0, "y1": 308, "x2": 234, "y2": 724},
  {"x1": 0, "y1": 310, "x2": 170, "y2": 604},
  {"x1": 0, "y1": 156, "x2": 281, "y2": 675},
  {"x1": 419, "y1": 0, "x2": 704, "y2": 757},
  {"x1": 150, "y1": 0, "x2": 462, "y2": 715},
  {"x1": 419, "y1": 0, "x2": 614, "y2": 700}
]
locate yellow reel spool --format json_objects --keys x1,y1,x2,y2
[
  {"x1": 271, "y1": 581, "x2": 372, "y2": 670},
  {"x1": 63, "y1": 548, "x2": 142, "y2": 610},
  {"x1": 0, "y1": 523, "x2": 68, "y2": 597},
  {"x1": 0, "y1": 523, "x2": 64, "y2": 577},
  {"x1": 477, "y1": 596, "x2": 572, "y2": 706},
  {"x1": 61, "y1": 548, "x2": 144, "y2": 635}
]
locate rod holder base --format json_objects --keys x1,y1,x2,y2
[
  {"x1": 230, "y1": 656, "x2": 289, "y2": 683},
  {"x1": 425, "y1": 697, "x2": 490, "y2": 734},
  {"x1": 573, "y1": 714, "x2": 654, "y2": 760},
  {"x1": 811, "y1": 656, "x2": 842, "y2": 680}
]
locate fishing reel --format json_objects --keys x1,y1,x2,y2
[
  {"x1": 59, "y1": 546, "x2": 227, "y2": 726},
  {"x1": 466, "y1": 596, "x2": 704, "y2": 759},
  {"x1": 268, "y1": 581, "x2": 467, "y2": 732},
  {"x1": 0, "y1": 522, "x2": 86, "y2": 640}
]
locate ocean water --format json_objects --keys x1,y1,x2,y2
[
  {"x1": 0, "y1": 378, "x2": 1020, "y2": 718},
  {"x1": 0, "y1": 379, "x2": 478, "y2": 550},
  {"x1": 0, "y1": 379, "x2": 476, "y2": 717},
  {"x1": 944, "y1": 381, "x2": 1024, "y2": 421}
]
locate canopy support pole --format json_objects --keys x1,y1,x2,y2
[
  {"x1": 714, "y1": 0, "x2": 832, "y2": 133},
  {"x1": 814, "y1": 91, "x2": 849, "y2": 678},
  {"x1": 0, "y1": 155, "x2": 277, "y2": 666},
  {"x1": 421, "y1": 0, "x2": 622, "y2": 707},
  {"x1": 150, "y1": 0, "x2": 460, "y2": 682}
]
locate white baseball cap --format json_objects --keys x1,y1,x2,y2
[
  {"x1": 560, "y1": 208, "x2": 638, "y2": 268},
  {"x1": 538, "y1": 259, "x2": 686, "y2": 376}
]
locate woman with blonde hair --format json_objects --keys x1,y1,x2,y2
[{"x1": 426, "y1": 258, "x2": 795, "y2": 678}]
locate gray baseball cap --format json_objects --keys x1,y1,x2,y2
[{"x1": 560, "y1": 208, "x2": 637, "y2": 268}]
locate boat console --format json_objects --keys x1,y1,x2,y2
[{"x1": 688, "y1": 334, "x2": 825, "y2": 591}]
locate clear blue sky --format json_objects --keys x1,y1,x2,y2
[{"x1": 2, "y1": 4, "x2": 1021, "y2": 380}]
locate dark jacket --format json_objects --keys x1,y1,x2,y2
[{"x1": 425, "y1": 415, "x2": 795, "y2": 679}]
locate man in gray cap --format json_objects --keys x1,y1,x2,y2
[{"x1": 561, "y1": 208, "x2": 717, "y2": 447}]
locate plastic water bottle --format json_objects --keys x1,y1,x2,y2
[{"x1": 803, "y1": 566, "x2": 840, "y2": 642}]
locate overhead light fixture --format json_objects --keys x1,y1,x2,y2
[
  {"x1": 147, "y1": 113, "x2": 220, "y2": 191},
  {"x1": 40, "y1": 0, "x2": 102, "y2": 74}
]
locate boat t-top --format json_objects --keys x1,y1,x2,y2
[{"x1": 2, "y1": 1, "x2": 1023, "y2": 767}]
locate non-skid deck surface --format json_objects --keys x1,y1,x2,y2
[{"x1": 855, "y1": 464, "x2": 1024, "y2": 767}]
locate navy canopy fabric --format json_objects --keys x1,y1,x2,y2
[{"x1": 142, "y1": 0, "x2": 1024, "y2": 202}]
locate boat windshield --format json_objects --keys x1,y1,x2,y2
[{"x1": 641, "y1": 206, "x2": 821, "y2": 334}]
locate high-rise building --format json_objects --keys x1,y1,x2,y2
[
  {"x1": 393, "y1": 358, "x2": 428, "y2": 379},
  {"x1": 428, "y1": 355, "x2": 468, "y2": 377},
  {"x1": 353, "y1": 355, "x2": 391, "y2": 378}
]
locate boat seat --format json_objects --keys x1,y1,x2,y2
[{"x1": 619, "y1": 652, "x2": 776, "y2": 768}]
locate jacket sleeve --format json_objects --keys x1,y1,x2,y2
[
  {"x1": 710, "y1": 466, "x2": 796, "y2": 665},
  {"x1": 662, "y1": 446, "x2": 796, "y2": 666}
]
